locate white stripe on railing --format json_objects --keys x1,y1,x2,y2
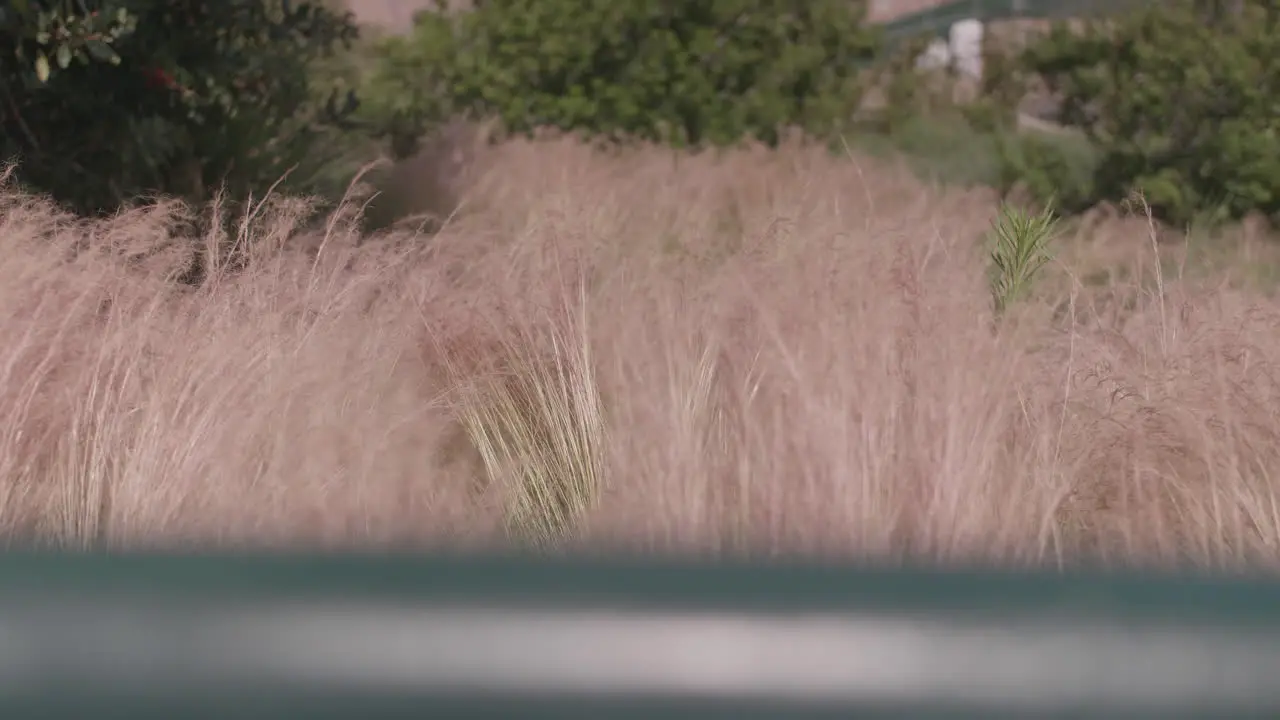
[{"x1": 2, "y1": 601, "x2": 1280, "y2": 711}]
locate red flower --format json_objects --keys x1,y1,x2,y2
[{"x1": 141, "y1": 66, "x2": 180, "y2": 91}]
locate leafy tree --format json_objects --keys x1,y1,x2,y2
[
  {"x1": 1018, "y1": 0, "x2": 1280, "y2": 225},
  {"x1": 363, "y1": 0, "x2": 881, "y2": 154},
  {"x1": 1, "y1": 0, "x2": 361, "y2": 216}
]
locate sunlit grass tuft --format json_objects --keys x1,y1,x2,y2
[{"x1": 437, "y1": 288, "x2": 607, "y2": 547}]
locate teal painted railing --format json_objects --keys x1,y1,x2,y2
[
  {"x1": 878, "y1": 0, "x2": 1158, "y2": 43},
  {"x1": 2, "y1": 553, "x2": 1280, "y2": 718}
]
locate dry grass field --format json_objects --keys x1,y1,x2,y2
[{"x1": 2, "y1": 135, "x2": 1279, "y2": 568}]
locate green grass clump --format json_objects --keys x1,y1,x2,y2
[{"x1": 987, "y1": 202, "x2": 1059, "y2": 318}]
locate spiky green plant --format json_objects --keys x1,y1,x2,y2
[{"x1": 987, "y1": 201, "x2": 1059, "y2": 318}]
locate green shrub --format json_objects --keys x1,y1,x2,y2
[
  {"x1": 995, "y1": 129, "x2": 1098, "y2": 213},
  {"x1": 359, "y1": 5, "x2": 460, "y2": 159},
  {"x1": 866, "y1": 32, "x2": 934, "y2": 132},
  {"x1": 0, "y1": 1, "x2": 361, "y2": 216},
  {"x1": 868, "y1": 112, "x2": 1006, "y2": 187},
  {"x1": 1019, "y1": 0, "x2": 1280, "y2": 225},
  {"x1": 365, "y1": 0, "x2": 881, "y2": 151}
]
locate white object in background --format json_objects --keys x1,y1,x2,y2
[
  {"x1": 949, "y1": 19, "x2": 985, "y2": 80},
  {"x1": 915, "y1": 37, "x2": 953, "y2": 71}
]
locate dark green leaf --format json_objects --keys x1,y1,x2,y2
[{"x1": 84, "y1": 38, "x2": 120, "y2": 64}]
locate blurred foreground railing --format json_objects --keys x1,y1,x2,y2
[{"x1": 2, "y1": 553, "x2": 1280, "y2": 718}]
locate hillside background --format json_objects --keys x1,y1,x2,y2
[{"x1": 344, "y1": 0, "x2": 949, "y2": 27}]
